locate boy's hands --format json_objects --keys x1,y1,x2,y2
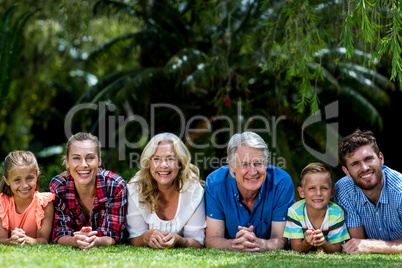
[
  {"x1": 303, "y1": 228, "x2": 315, "y2": 246},
  {"x1": 312, "y1": 229, "x2": 325, "y2": 247},
  {"x1": 304, "y1": 228, "x2": 325, "y2": 247}
]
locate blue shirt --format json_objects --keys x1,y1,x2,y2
[
  {"x1": 334, "y1": 166, "x2": 402, "y2": 241},
  {"x1": 205, "y1": 165, "x2": 294, "y2": 239}
]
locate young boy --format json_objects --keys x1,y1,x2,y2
[{"x1": 283, "y1": 163, "x2": 350, "y2": 253}]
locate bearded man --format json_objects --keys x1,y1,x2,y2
[{"x1": 335, "y1": 129, "x2": 402, "y2": 254}]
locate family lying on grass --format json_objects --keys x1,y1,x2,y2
[{"x1": 1, "y1": 130, "x2": 401, "y2": 254}]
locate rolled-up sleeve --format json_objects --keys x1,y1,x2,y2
[
  {"x1": 49, "y1": 177, "x2": 75, "y2": 243},
  {"x1": 97, "y1": 180, "x2": 127, "y2": 242},
  {"x1": 183, "y1": 196, "x2": 207, "y2": 245}
]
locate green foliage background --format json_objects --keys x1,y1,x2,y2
[{"x1": 1, "y1": 0, "x2": 401, "y2": 193}]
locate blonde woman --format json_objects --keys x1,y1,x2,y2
[{"x1": 127, "y1": 133, "x2": 206, "y2": 248}]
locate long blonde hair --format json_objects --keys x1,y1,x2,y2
[
  {"x1": 130, "y1": 133, "x2": 200, "y2": 212},
  {"x1": 1, "y1": 151, "x2": 40, "y2": 197}
]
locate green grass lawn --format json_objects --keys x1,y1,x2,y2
[{"x1": 0, "y1": 244, "x2": 401, "y2": 267}]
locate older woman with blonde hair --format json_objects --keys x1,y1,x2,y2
[{"x1": 127, "y1": 133, "x2": 206, "y2": 248}]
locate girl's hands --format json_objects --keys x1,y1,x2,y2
[{"x1": 10, "y1": 228, "x2": 26, "y2": 245}]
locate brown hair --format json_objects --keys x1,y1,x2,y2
[
  {"x1": 62, "y1": 132, "x2": 101, "y2": 177},
  {"x1": 338, "y1": 129, "x2": 380, "y2": 167},
  {"x1": 300, "y1": 162, "x2": 332, "y2": 187},
  {"x1": 1, "y1": 151, "x2": 40, "y2": 197}
]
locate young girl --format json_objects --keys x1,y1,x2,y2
[{"x1": 0, "y1": 151, "x2": 54, "y2": 244}]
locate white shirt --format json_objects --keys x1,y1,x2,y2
[{"x1": 126, "y1": 178, "x2": 206, "y2": 245}]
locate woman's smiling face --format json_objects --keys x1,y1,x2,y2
[
  {"x1": 66, "y1": 140, "x2": 101, "y2": 186},
  {"x1": 149, "y1": 141, "x2": 180, "y2": 189}
]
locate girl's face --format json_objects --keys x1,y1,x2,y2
[
  {"x1": 65, "y1": 140, "x2": 101, "y2": 187},
  {"x1": 3, "y1": 164, "x2": 39, "y2": 201}
]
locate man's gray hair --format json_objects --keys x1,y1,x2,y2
[{"x1": 227, "y1": 132, "x2": 269, "y2": 177}]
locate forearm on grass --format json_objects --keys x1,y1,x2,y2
[
  {"x1": 320, "y1": 241, "x2": 342, "y2": 253},
  {"x1": 57, "y1": 235, "x2": 78, "y2": 247},
  {"x1": 364, "y1": 239, "x2": 402, "y2": 254},
  {"x1": 0, "y1": 238, "x2": 11, "y2": 245},
  {"x1": 94, "y1": 236, "x2": 116, "y2": 247},
  {"x1": 258, "y1": 236, "x2": 287, "y2": 251},
  {"x1": 130, "y1": 230, "x2": 156, "y2": 247},
  {"x1": 290, "y1": 239, "x2": 313, "y2": 253},
  {"x1": 175, "y1": 236, "x2": 202, "y2": 248},
  {"x1": 205, "y1": 235, "x2": 234, "y2": 250},
  {"x1": 24, "y1": 236, "x2": 49, "y2": 245}
]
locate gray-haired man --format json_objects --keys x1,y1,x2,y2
[{"x1": 205, "y1": 132, "x2": 294, "y2": 251}]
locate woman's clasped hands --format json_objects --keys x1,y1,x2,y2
[
  {"x1": 145, "y1": 229, "x2": 183, "y2": 249},
  {"x1": 73, "y1": 226, "x2": 98, "y2": 250}
]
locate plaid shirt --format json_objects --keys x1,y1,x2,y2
[
  {"x1": 335, "y1": 166, "x2": 402, "y2": 241},
  {"x1": 49, "y1": 168, "x2": 127, "y2": 243}
]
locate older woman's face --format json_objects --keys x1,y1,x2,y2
[{"x1": 150, "y1": 141, "x2": 180, "y2": 189}]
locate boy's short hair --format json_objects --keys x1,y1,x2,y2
[{"x1": 300, "y1": 162, "x2": 333, "y2": 186}]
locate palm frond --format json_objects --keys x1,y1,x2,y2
[
  {"x1": 315, "y1": 47, "x2": 373, "y2": 64},
  {"x1": 337, "y1": 62, "x2": 390, "y2": 107},
  {"x1": 307, "y1": 62, "x2": 341, "y2": 91},
  {"x1": 115, "y1": 67, "x2": 164, "y2": 104},
  {"x1": 77, "y1": 69, "x2": 140, "y2": 103},
  {"x1": 164, "y1": 48, "x2": 208, "y2": 76},
  {"x1": 86, "y1": 32, "x2": 141, "y2": 68},
  {"x1": 0, "y1": 5, "x2": 36, "y2": 98},
  {"x1": 341, "y1": 62, "x2": 395, "y2": 90},
  {"x1": 340, "y1": 87, "x2": 383, "y2": 130},
  {"x1": 93, "y1": 0, "x2": 139, "y2": 18}
]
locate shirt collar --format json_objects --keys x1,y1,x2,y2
[
  {"x1": 378, "y1": 166, "x2": 389, "y2": 204},
  {"x1": 94, "y1": 168, "x2": 108, "y2": 204},
  {"x1": 66, "y1": 168, "x2": 108, "y2": 208},
  {"x1": 66, "y1": 175, "x2": 78, "y2": 208},
  {"x1": 230, "y1": 174, "x2": 265, "y2": 201}
]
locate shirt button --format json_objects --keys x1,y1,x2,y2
[
  {"x1": 376, "y1": 212, "x2": 379, "y2": 215},
  {"x1": 379, "y1": 228, "x2": 382, "y2": 231}
]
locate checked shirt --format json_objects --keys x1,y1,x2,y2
[
  {"x1": 335, "y1": 166, "x2": 402, "y2": 241},
  {"x1": 50, "y1": 168, "x2": 127, "y2": 243}
]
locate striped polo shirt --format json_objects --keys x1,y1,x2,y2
[{"x1": 283, "y1": 200, "x2": 350, "y2": 244}]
